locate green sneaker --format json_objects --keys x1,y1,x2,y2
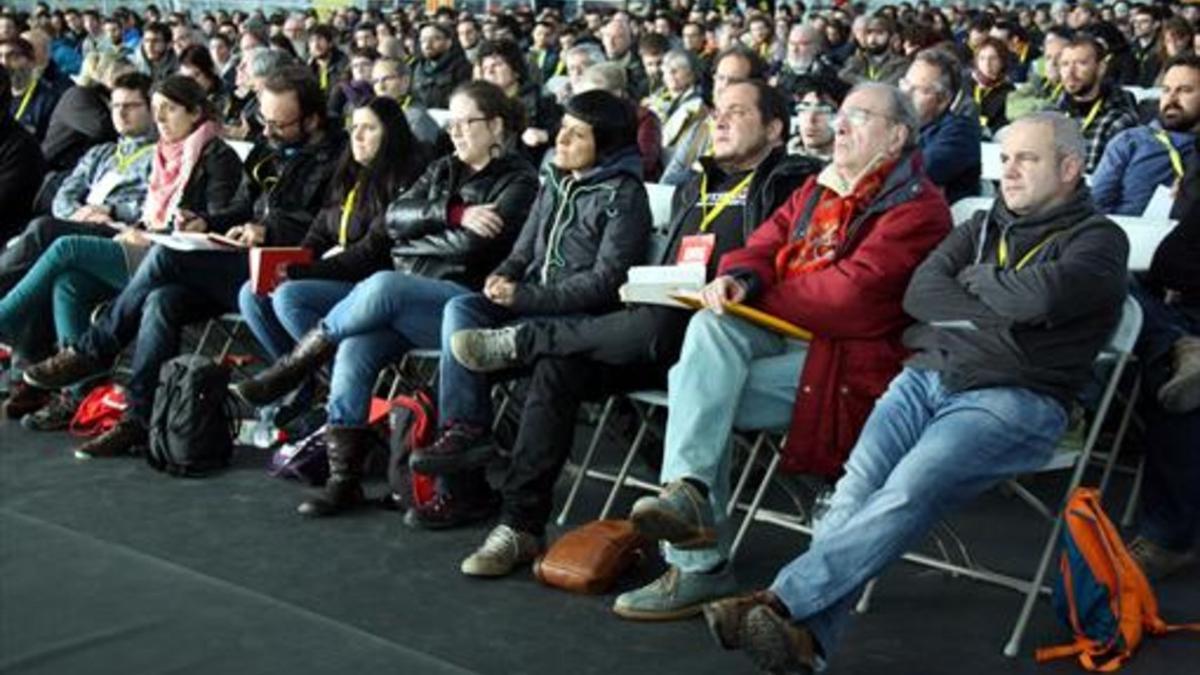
[{"x1": 612, "y1": 565, "x2": 737, "y2": 621}]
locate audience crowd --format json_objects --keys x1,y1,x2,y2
[{"x1": 2, "y1": 1, "x2": 1199, "y2": 672}]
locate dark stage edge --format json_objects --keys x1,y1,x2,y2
[{"x1": 1, "y1": 419, "x2": 1197, "y2": 674}]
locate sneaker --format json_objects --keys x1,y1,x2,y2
[
  {"x1": 1129, "y1": 536, "x2": 1196, "y2": 582},
  {"x1": 450, "y1": 326, "x2": 522, "y2": 373},
  {"x1": 409, "y1": 424, "x2": 494, "y2": 475},
  {"x1": 1159, "y1": 336, "x2": 1200, "y2": 414},
  {"x1": 740, "y1": 605, "x2": 818, "y2": 675},
  {"x1": 460, "y1": 524, "x2": 543, "y2": 577},
  {"x1": 24, "y1": 348, "x2": 110, "y2": 390},
  {"x1": 21, "y1": 392, "x2": 78, "y2": 431},
  {"x1": 703, "y1": 590, "x2": 789, "y2": 650},
  {"x1": 404, "y1": 490, "x2": 500, "y2": 530},
  {"x1": 75, "y1": 418, "x2": 148, "y2": 459},
  {"x1": 630, "y1": 480, "x2": 717, "y2": 549},
  {"x1": 612, "y1": 564, "x2": 737, "y2": 621},
  {"x1": 3, "y1": 381, "x2": 52, "y2": 419}
]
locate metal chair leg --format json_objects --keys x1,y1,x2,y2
[
  {"x1": 557, "y1": 396, "x2": 617, "y2": 526},
  {"x1": 598, "y1": 406, "x2": 656, "y2": 520},
  {"x1": 729, "y1": 451, "x2": 781, "y2": 563}
]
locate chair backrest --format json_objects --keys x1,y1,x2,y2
[
  {"x1": 644, "y1": 182, "x2": 675, "y2": 231},
  {"x1": 980, "y1": 142, "x2": 1003, "y2": 181},
  {"x1": 427, "y1": 108, "x2": 451, "y2": 128},
  {"x1": 1110, "y1": 215, "x2": 1177, "y2": 273},
  {"x1": 951, "y1": 196, "x2": 996, "y2": 226},
  {"x1": 1104, "y1": 294, "x2": 1143, "y2": 357},
  {"x1": 1122, "y1": 85, "x2": 1161, "y2": 103},
  {"x1": 227, "y1": 140, "x2": 254, "y2": 162}
]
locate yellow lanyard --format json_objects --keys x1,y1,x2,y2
[
  {"x1": 319, "y1": 62, "x2": 329, "y2": 92},
  {"x1": 1152, "y1": 130, "x2": 1185, "y2": 178},
  {"x1": 14, "y1": 75, "x2": 38, "y2": 122},
  {"x1": 974, "y1": 83, "x2": 993, "y2": 126},
  {"x1": 553, "y1": 58, "x2": 566, "y2": 77},
  {"x1": 698, "y1": 171, "x2": 754, "y2": 233},
  {"x1": 1050, "y1": 82, "x2": 1064, "y2": 100},
  {"x1": 1079, "y1": 97, "x2": 1104, "y2": 133},
  {"x1": 997, "y1": 230, "x2": 1063, "y2": 270},
  {"x1": 114, "y1": 142, "x2": 154, "y2": 174},
  {"x1": 866, "y1": 63, "x2": 878, "y2": 81},
  {"x1": 536, "y1": 50, "x2": 546, "y2": 69},
  {"x1": 251, "y1": 154, "x2": 280, "y2": 192},
  {"x1": 338, "y1": 185, "x2": 359, "y2": 246},
  {"x1": 399, "y1": 95, "x2": 411, "y2": 110}
]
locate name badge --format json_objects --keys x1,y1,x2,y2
[
  {"x1": 86, "y1": 170, "x2": 124, "y2": 206},
  {"x1": 676, "y1": 233, "x2": 716, "y2": 266}
]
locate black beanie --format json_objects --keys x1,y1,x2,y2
[{"x1": 563, "y1": 90, "x2": 639, "y2": 162}]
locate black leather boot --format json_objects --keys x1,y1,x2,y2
[
  {"x1": 297, "y1": 426, "x2": 370, "y2": 517},
  {"x1": 234, "y1": 329, "x2": 335, "y2": 406}
]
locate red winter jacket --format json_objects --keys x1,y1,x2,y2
[{"x1": 718, "y1": 151, "x2": 951, "y2": 476}]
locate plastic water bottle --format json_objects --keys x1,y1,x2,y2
[{"x1": 251, "y1": 405, "x2": 278, "y2": 448}]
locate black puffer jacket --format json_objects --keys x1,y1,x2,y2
[
  {"x1": 206, "y1": 130, "x2": 345, "y2": 245},
  {"x1": 492, "y1": 146, "x2": 651, "y2": 315},
  {"x1": 294, "y1": 151, "x2": 539, "y2": 289},
  {"x1": 412, "y1": 48, "x2": 472, "y2": 109},
  {"x1": 176, "y1": 139, "x2": 244, "y2": 218}
]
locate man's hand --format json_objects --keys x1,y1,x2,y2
[
  {"x1": 227, "y1": 223, "x2": 267, "y2": 246},
  {"x1": 484, "y1": 274, "x2": 517, "y2": 306},
  {"x1": 521, "y1": 128, "x2": 550, "y2": 147},
  {"x1": 698, "y1": 275, "x2": 748, "y2": 314},
  {"x1": 71, "y1": 205, "x2": 113, "y2": 223},
  {"x1": 461, "y1": 204, "x2": 505, "y2": 238},
  {"x1": 113, "y1": 228, "x2": 150, "y2": 247},
  {"x1": 175, "y1": 209, "x2": 208, "y2": 233}
]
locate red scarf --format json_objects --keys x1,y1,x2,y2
[
  {"x1": 143, "y1": 120, "x2": 221, "y2": 231},
  {"x1": 773, "y1": 159, "x2": 896, "y2": 279}
]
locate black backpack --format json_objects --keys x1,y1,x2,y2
[{"x1": 147, "y1": 355, "x2": 236, "y2": 477}]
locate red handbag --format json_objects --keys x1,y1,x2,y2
[{"x1": 68, "y1": 384, "x2": 127, "y2": 437}]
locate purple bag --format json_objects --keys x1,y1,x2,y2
[{"x1": 267, "y1": 425, "x2": 330, "y2": 486}]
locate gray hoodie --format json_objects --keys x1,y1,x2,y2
[{"x1": 901, "y1": 185, "x2": 1129, "y2": 408}]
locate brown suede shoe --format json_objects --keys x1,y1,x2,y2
[
  {"x1": 703, "y1": 590, "x2": 789, "y2": 650},
  {"x1": 741, "y1": 605, "x2": 818, "y2": 675},
  {"x1": 75, "y1": 418, "x2": 148, "y2": 459},
  {"x1": 1158, "y1": 336, "x2": 1200, "y2": 414},
  {"x1": 3, "y1": 381, "x2": 52, "y2": 419},
  {"x1": 24, "y1": 348, "x2": 110, "y2": 390}
]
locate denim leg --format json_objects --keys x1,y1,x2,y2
[
  {"x1": 322, "y1": 271, "x2": 469, "y2": 345},
  {"x1": 659, "y1": 311, "x2": 798, "y2": 573},
  {"x1": 768, "y1": 369, "x2": 1067, "y2": 662},
  {"x1": 75, "y1": 244, "x2": 185, "y2": 360},
  {"x1": 126, "y1": 284, "x2": 220, "y2": 423},
  {"x1": 0, "y1": 217, "x2": 112, "y2": 296},
  {"x1": 437, "y1": 293, "x2": 516, "y2": 428},
  {"x1": 271, "y1": 279, "x2": 355, "y2": 342},
  {"x1": 326, "y1": 331, "x2": 414, "y2": 426},
  {"x1": 239, "y1": 281, "x2": 292, "y2": 361}
]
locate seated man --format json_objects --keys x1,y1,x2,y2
[
  {"x1": 901, "y1": 48, "x2": 982, "y2": 205},
  {"x1": 613, "y1": 82, "x2": 952, "y2": 620},
  {"x1": 702, "y1": 112, "x2": 1129, "y2": 673},
  {"x1": 1054, "y1": 34, "x2": 1140, "y2": 173},
  {"x1": 1091, "y1": 54, "x2": 1199, "y2": 216},
  {"x1": 446, "y1": 80, "x2": 823, "y2": 576},
  {"x1": 408, "y1": 90, "x2": 651, "y2": 483},
  {"x1": 1126, "y1": 139, "x2": 1200, "y2": 580},
  {"x1": 22, "y1": 65, "x2": 343, "y2": 459}
]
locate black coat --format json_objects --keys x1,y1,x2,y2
[
  {"x1": 492, "y1": 147, "x2": 651, "y2": 315},
  {"x1": 176, "y1": 139, "x2": 244, "y2": 220},
  {"x1": 0, "y1": 116, "x2": 46, "y2": 241},
  {"x1": 412, "y1": 48, "x2": 473, "y2": 109},
  {"x1": 295, "y1": 151, "x2": 539, "y2": 290},
  {"x1": 41, "y1": 84, "x2": 116, "y2": 171}
]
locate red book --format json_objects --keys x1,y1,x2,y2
[{"x1": 249, "y1": 247, "x2": 312, "y2": 295}]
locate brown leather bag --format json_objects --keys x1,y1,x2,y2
[{"x1": 533, "y1": 519, "x2": 647, "y2": 594}]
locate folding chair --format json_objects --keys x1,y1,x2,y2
[{"x1": 723, "y1": 296, "x2": 1144, "y2": 658}]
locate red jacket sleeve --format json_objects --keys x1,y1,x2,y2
[
  {"x1": 730, "y1": 179, "x2": 952, "y2": 340},
  {"x1": 718, "y1": 177, "x2": 816, "y2": 284}
]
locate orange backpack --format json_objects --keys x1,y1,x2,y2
[{"x1": 1036, "y1": 488, "x2": 1200, "y2": 671}]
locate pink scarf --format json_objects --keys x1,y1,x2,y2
[{"x1": 143, "y1": 120, "x2": 222, "y2": 231}]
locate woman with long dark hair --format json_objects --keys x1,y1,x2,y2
[{"x1": 233, "y1": 81, "x2": 539, "y2": 522}]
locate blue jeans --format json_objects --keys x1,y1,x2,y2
[
  {"x1": 1131, "y1": 283, "x2": 1200, "y2": 551},
  {"x1": 318, "y1": 271, "x2": 468, "y2": 426},
  {"x1": 659, "y1": 310, "x2": 809, "y2": 574},
  {"x1": 437, "y1": 293, "x2": 522, "y2": 428},
  {"x1": 0, "y1": 235, "x2": 128, "y2": 359},
  {"x1": 237, "y1": 279, "x2": 354, "y2": 360},
  {"x1": 768, "y1": 367, "x2": 1066, "y2": 663},
  {"x1": 76, "y1": 246, "x2": 248, "y2": 422}
]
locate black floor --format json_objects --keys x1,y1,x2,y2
[{"x1": 1, "y1": 418, "x2": 1197, "y2": 674}]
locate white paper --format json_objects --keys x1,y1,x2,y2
[
  {"x1": 145, "y1": 232, "x2": 235, "y2": 252},
  {"x1": 85, "y1": 170, "x2": 123, "y2": 206},
  {"x1": 1141, "y1": 184, "x2": 1175, "y2": 220}
]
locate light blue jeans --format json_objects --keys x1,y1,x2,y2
[
  {"x1": 659, "y1": 310, "x2": 809, "y2": 574},
  {"x1": 769, "y1": 367, "x2": 1067, "y2": 664}
]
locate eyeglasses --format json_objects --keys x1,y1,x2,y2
[
  {"x1": 446, "y1": 116, "x2": 490, "y2": 133},
  {"x1": 796, "y1": 102, "x2": 835, "y2": 115},
  {"x1": 255, "y1": 112, "x2": 303, "y2": 132},
  {"x1": 372, "y1": 75, "x2": 401, "y2": 86},
  {"x1": 834, "y1": 107, "x2": 895, "y2": 128}
]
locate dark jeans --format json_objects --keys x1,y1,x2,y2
[
  {"x1": 1131, "y1": 282, "x2": 1200, "y2": 552},
  {"x1": 76, "y1": 246, "x2": 248, "y2": 422},
  {"x1": 499, "y1": 306, "x2": 688, "y2": 535}
]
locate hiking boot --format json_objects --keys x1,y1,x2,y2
[
  {"x1": 460, "y1": 524, "x2": 543, "y2": 577},
  {"x1": 740, "y1": 605, "x2": 818, "y2": 675},
  {"x1": 630, "y1": 480, "x2": 717, "y2": 549},
  {"x1": 403, "y1": 489, "x2": 500, "y2": 530},
  {"x1": 24, "y1": 347, "x2": 111, "y2": 390},
  {"x1": 21, "y1": 392, "x2": 78, "y2": 431},
  {"x1": 3, "y1": 381, "x2": 52, "y2": 419},
  {"x1": 234, "y1": 329, "x2": 336, "y2": 406},
  {"x1": 75, "y1": 418, "x2": 148, "y2": 459},
  {"x1": 297, "y1": 426, "x2": 370, "y2": 517},
  {"x1": 1158, "y1": 336, "x2": 1200, "y2": 414},
  {"x1": 1128, "y1": 536, "x2": 1197, "y2": 582},
  {"x1": 612, "y1": 564, "x2": 737, "y2": 620},
  {"x1": 703, "y1": 590, "x2": 790, "y2": 650},
  {"x1": 409, "y1": 424, "x2": 494, "y2": 475},
  {"x1": 450, "y1": 326, "x2": 522, "y2": 373}
]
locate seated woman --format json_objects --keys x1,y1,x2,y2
[
  {"x1": 328, "y1": 46, "x2": 377, "y2": 128},
  {"x1": 0, "y1": 75, "x2": 242, "y2": 430},
  {"x1": 177, "y1": 45, "x2": 228, "y2": 123},
  {"x1": 654, "y1": 50, "x2": 707, "y2": 179},
  {"x1": 970, "y1": 36, "x2": 1014, "y2": 138},
  {"x1": 232, "y1": 81, "x2": 539, "y2": 521},
  {"x1": 237, "y1": 96, "x2": 429, "y2": 416},
  {"x1": 476, "y1": 39, "x2": 562, "y2": 165}
]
